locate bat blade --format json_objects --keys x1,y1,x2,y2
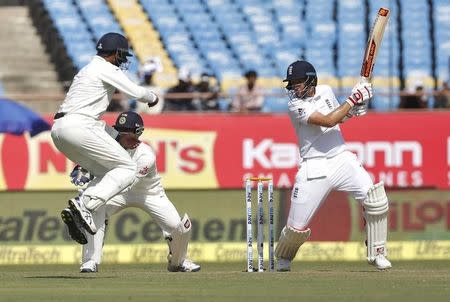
[{"x1": 360, "y1": 7, "x2": 390, "y2": 81}]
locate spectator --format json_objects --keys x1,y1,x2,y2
[
  {"x1": 164, "y1": 68, "x2": 197, "y2": 111},
  {"x1": 136, "y1": 57, "x2": 165, "y2": 114},
  {"x1": 399, "y1": 81, "x2": 428, "y2": 109},
  {"x1": 231, "y1": 70, "x2": 264, "y2": 112},
  {"x1": 195, "y1": 73, "x2": 220, "y2": 111},
  {"x1": 434, "y1": 81, "x2": 450, "y2": 109}
]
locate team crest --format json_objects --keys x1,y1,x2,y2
[
  {"x1": 288, "y1": 65, "x2": 293, "y2": 75},
  {"x1": 119, "y1": 116, "x2": 126, "y2": 124},
  {"x1": 138, "y1": 166, "x2": 150, "y2": 175}
]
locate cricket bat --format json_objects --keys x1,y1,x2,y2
[{"x1": 360, "y1": 7, "x2": 390, "y2": 83}]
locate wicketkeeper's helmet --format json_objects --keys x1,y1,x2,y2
[{"x1": 113, "y1": 111, "x2": 144, "y2": 137}]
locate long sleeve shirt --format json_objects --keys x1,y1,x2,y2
[{"x1": 58, "y1": 56, "x2": 157, "y2": 119}]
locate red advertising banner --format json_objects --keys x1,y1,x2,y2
[{"x1": 0, "y1": 112, "x2": 449, "y2": 190}]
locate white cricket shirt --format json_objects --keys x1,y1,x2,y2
[
  {"x1": 288, "y1": 85, "x2": 347, "y2": 159},
  {"x1": 58, "y1": 56, "x2": 157, "y2": 119},
  {"x1": 127, "y1": 142, "x2": 163, "y2": 194}
]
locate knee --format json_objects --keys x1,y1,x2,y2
[
  {"x1": 287, "y1": 217, "x2": 309, "y2": 231},
  {"x1": 362, "y1": 182, "x2": 389, "y2": 216}
]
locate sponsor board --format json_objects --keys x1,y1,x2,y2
[
  {"x1": 0, "y1": 112, "x2": 449, "y2": 190},
  {"x1": 1, "y1": 241, "x2": 450, "y2": 265},
  {"x1": 1, "y1": 190, "x2": 449, "y2": 245},
  {"x1": 1, "y1": 189, "x2": 450, "y2": 264}
]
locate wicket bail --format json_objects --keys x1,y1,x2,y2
[{"x1": 245, "y1": 177, "x2": 275, "y2": 272}]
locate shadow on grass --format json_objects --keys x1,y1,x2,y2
[
  {"x1": 25, "y1": 276, "x2": 117, "y2": 279},
  {"x1": 348, "y1": 270, "x2": 387, "y2": 273}
]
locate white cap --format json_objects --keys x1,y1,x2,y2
[
  {"x1": 178, "y1": 67, "x2": 191, "y2": 82},
  {"x1": 139, "y1": 57, "x2": 163, "y2": 76},
  {"x1": 414, "y1": 79, "x2": 424, "y2": 89}
]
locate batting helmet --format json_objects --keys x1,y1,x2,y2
[
  {"x1": 284, "y1": 60, "x2": 318, "y2": 100},
  {"x1": 113, "y1": 111, "x2": 144, "y2": 136},
  {"x1": 283, "y1": 60, "x2": 317, "y2": 83}
]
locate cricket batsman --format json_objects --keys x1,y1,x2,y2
[
  {"x1": 62, "y1": 111, "x2": 200, "y2": 273},
  {"x1": 275, "y1": 60, "x2": 392, "y2": 271},
  {"x1": 51, "y1": 33, "x2": 159, "y2": 236}
]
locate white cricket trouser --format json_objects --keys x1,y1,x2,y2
[
  {"x1": 82, "y1": 186, "x2": 182, "y2": 264},
  {"x1": 51, "y1": 114, "x2": 137, "y2": 202},
  {"x1": 287, "y1": 151, "x2": 373, "y2": 230}
]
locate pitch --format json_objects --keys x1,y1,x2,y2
[{"x1": 0, "y1": 261, "x2": 448, "y2": 302}]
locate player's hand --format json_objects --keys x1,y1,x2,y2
[
  {"x1": 148, "y1": 96, "x2": 159, "y2": 108},
  {"x1": 346, "y1": 82, "x2": 373, "y2": 107},
  {"x1": 352, "y1": 102, "x2": 368, "y2": 116},
  {"x1": 70, "y1": 165, "x2": 93, "y2": 186}
]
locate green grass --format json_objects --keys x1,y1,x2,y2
[{"x1": 0, "y1": 261, "x2": 448, "y2": 302}]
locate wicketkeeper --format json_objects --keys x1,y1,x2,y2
[{"x1": 62, "y1": 111, "x2": 200, "y2": 273}]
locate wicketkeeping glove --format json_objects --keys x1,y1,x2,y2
[
  {"x1": 70, "y1": 165, "x2": 94, "y2": 186},
  {"x1": 346, "y1": 82, "x2": 373, "y2": 107}
]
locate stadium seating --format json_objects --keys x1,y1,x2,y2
[
  {"x1": 337, "y1": 0, "x2": 366, "y2": 87},
  {"x1": 368, "y1": 0, "x2": 401, "y2": 110},
  {"x1": 433, "y1": 0, "x2": 450, "y2": 84},
  {"x1": 41, "y1": 0, "x2": 95, "y2": 69},
  {"x1": 108, "y1": 0, "x2": 176, "y2": 84},
  {"x1": 303, "y1": 0, "x2": 338, "y2": 88},
  {"x1": 37, "y1": 0, "x2": 449, "y2": 112},
  {"x1": 75, "y1": 0, "x2": 124, "y2": 40},
  {"x1": 399, "y1": 0, "x2": 434, "y2": 90}
]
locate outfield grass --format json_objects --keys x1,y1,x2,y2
[{"x1": 0, "y1": 261, "x2": 448, "y2": 302}]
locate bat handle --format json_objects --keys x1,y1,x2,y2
[
  {"x1": 360, "y1": 76, "x2": 370, "y2": 83},
  {"x1": 355, "y1": 77, "x2": 371, "y2": 116}
]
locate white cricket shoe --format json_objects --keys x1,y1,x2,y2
[
  {"x1": 168, "y1": 259, "x2": 201, "y2": 272},
  {"x1": 277, "y1": 258, "x2": 291, "y2": 272},
  {"x1": 369, "y1": 255, "x2": 392, "y2": 270},
  {"x1": 68, "y1": 196, "x2": 97, "y2": 235},
  {"x1": 80, "y1": 260, "x2": 98, "y2": 273}
]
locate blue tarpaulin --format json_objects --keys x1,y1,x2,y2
[{"x1": 0, "y1": 98, "x2": 51, "y2": 137}]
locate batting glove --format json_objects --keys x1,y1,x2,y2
[
  {"x1": 346, "y1": 82, "x2": 373, "y2": 107},
  {"x1": 70, "y1": 165, "x2": 93, "y2": 186},
  {"x1": 352, "y1": 102, "x2": 368, "y2": 116},
  {"x1": 148, "y1": 94, "x2": 159, "y2": 108}
]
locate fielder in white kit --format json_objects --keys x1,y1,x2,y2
[
  {"x1": 274, "y1": 60, "x2": 392, "y2": 271},
  {"x1": 62, "y1": 111, "x2": 200, "y2": 273},
  {"x1": 51, "y1": 33, "x2": 159, "y2": 235}
]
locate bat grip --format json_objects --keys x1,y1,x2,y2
[
  {"x1": 355, "y1": 76, "x2": 371, "y2": 116},
  {"x1": 360, "y1": 77, "x2": 370, "y2": 83}
]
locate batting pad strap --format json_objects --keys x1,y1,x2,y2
[
  {"x1": 275, "y1": 226, "x2": 311, "y2": 261},
  {"x1": 363, "y1": 182, "x2": 389, "y2": 261},
  {"x1": 167, "y1": 213, "x2": 192, "y2": 267},
  {"x1": 84, "y1": 196, "x2": 105, "y2": 211},
  {"x1": 363, "y1": 182, "x2": 389, "y2": 215}
]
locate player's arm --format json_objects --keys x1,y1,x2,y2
[
  {"x1": 135, "y1": 152, "x2": 155, "y2": 179},
  {"x1": 100, "y1": 67, "x2": 159, "y2": 106},
  {"x1": 124, "y1": 146, "x2": 156, "y2": 191},
  {"x1": 308, "y1": 82, "x2": 373, "y2": 127}
]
